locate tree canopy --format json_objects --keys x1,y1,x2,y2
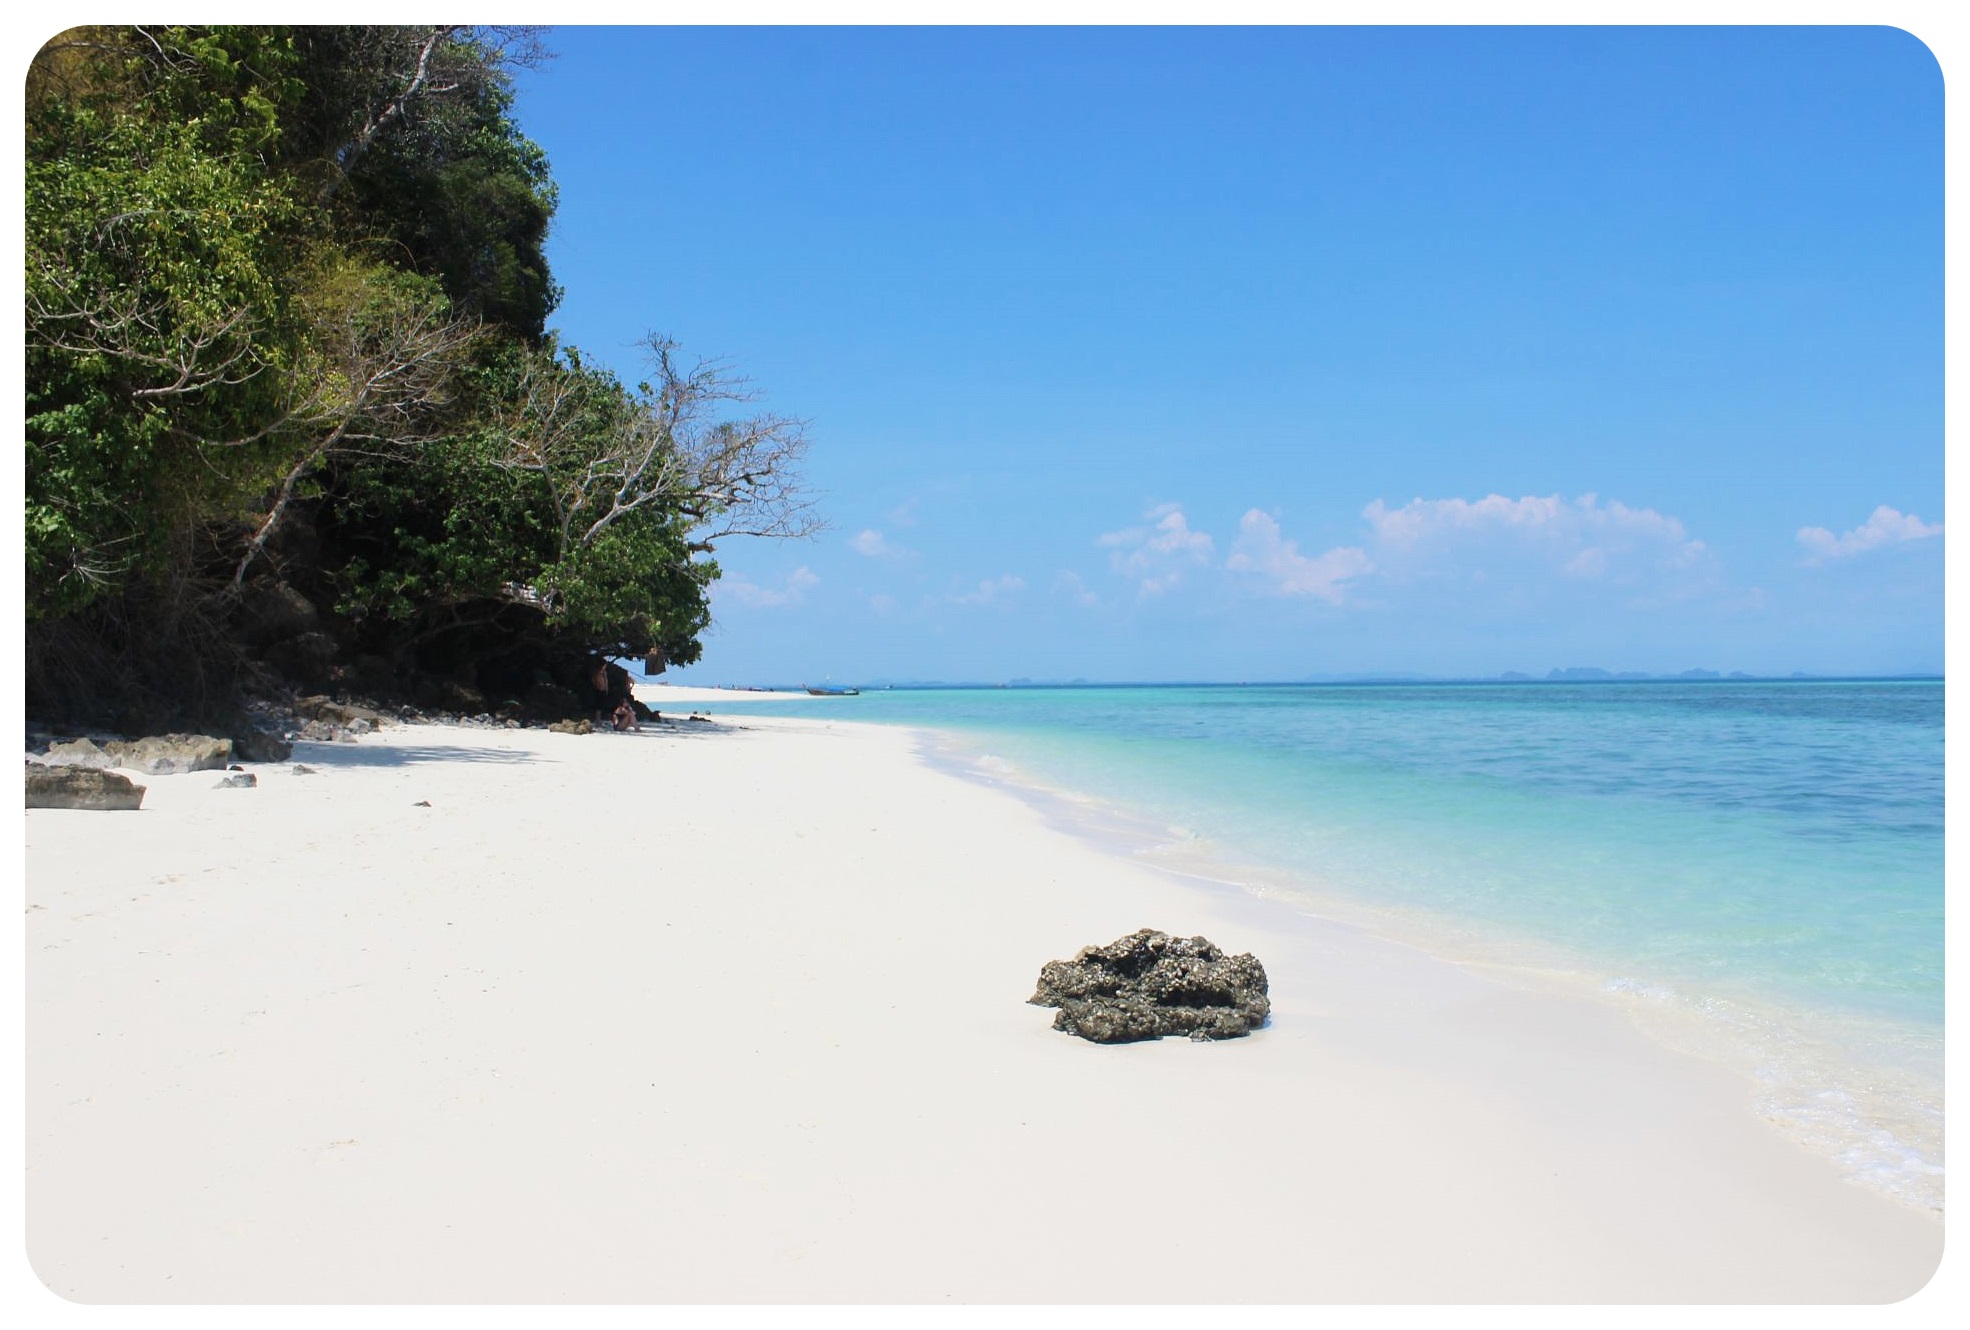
[{"x1": 25, "y1": 25, "x2": 816, "y2": 727}]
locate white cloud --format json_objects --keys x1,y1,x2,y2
[
  {"x1": 1225, "y1": 510, "x2": 1373, "y2": 603},
  {"x1": 1361, "y1": 493, "x2": 1708, "y2": 583},
  {"x1": 851, "y1": 527, "x2": 919, "y2": 559},
  {"x1": 850, "y1": 529, "x2": 894, "y2": 557},
  {"x1": 1366, "y1": 493, "x2": 1567, "y2": 548},
  {"x1": 1797, "y1": 506, "x2": 1942, "y2": 563},
  {"x1": 952, "y1": 575, "x2": 1025, "y2": 607},
  {"x1": 1563, "y1": 547, "x2": 1607, "y2": 579},
  {"x1": 1052, "y1": 570, "x2": 1100, "y2": 607},
  {"x1": 1366, "y1": 492, "x2": 1694, "y2": 550},
  {"x1": 868, "y1": 593, "x2": 898, "y2": 615},
  {"x1": 888, "y1": 498, "x2": 920, "y2": 527},
  {"x1": 1099, "y1": 503, "x2": 1216, "y2": 593},
  {"x1": 1077, "y1": 489, "x2": 1722, "y2": 616},
  {"x1": 720, "y1": 565, "x2": 818, "y2": 608}
]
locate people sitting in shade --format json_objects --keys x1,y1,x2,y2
[{"x1": 588, "y1": 659, "x2": 643, "y2": 731}]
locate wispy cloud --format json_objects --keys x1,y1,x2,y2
[
  {"x1": 1052, "y1": 570, "x2": 1100, "y2": 607},
  {"x1": 1099, "y1": 503, "x2": 1216, "y2": 594},
  {"x1": 1367, "y1": 492, "x2": 1700, "y2": 556},
  {"x1": 1362, "y1": 493, "x2": 1709, "y2": 585},
  {"x1": 849, "y1": 528, "x2": 912, "y2": 558},
  {"x1": 720, "y1": 565, "x2": 819, "y2": 608},
  {"x1": 952, "y1": 575, "x2": 1026, "y2": 607},
  {"x1": 1225, "y1": 510, "x2": 1372, "y2": 602},
  {"x1": 1076, "y1": 490, "x2": 1724, "y2": 616},
  {"x1": 1797, "y1": 505, "x2": 1942, "y2": 563},
  {"x1": 888, "y1": 497, "x2": 920, "y2": 527}
]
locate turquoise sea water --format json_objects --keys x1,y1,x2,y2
[{"x1": 694, "y1": 680, "x2": 1944, "y2": 1207}]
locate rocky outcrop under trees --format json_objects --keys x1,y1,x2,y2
[
  {"x1": 39, "y1": 734, "x2": 232, "y2": 774},
  {"x1": 26, "y1": 763, "x2": 146, "y2": 810},
  {"x1": 1029, "y1": 929, "x2": 1270, "y2": 1043},
  {"x1": 25, "y1": 676, "x2": 689, "y2": 784}
]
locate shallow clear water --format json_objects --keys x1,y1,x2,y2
[{"x1": 701, "y1": 680, "x2": 1944, "y2": 1207}]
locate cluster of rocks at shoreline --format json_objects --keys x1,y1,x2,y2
[
  {"x1": 24, "y1": 689, "x2": 719, "y2": 811},
  {"x1": 34, "y1": 733, "x2": 235, "y2": 775}
]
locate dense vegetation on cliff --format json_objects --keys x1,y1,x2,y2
[{"x1": 25, "y1": 25, "x2": 814, "y2": 728}]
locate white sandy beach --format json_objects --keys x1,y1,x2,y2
[
  {"x1": 636, "y1": 683, "x2": 813, "y2": 704},
  {"x1": 24, "y1": 709, "x2": 1944, "y2": 1304}
]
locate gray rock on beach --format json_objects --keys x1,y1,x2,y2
[
  {"x1": 215, "y1": 772, "x2": 257, "y2": 789},
  {"x1": 39, "y1": 733, "x2": 232, "y2": 775},
  {"x1": 40, "y1": 737, "x2": 116, "y2": 769},
  {"x1": 294, "y1": 696, "x2": 388, "y2": 728},
  {"x1": 1029, "y1": 928, "x2": 1270, "y2": 1043},
  {"x1": 106, "y1": 734, "x2": 234, "y2": 774},
  {"x1": 26, "y1": 763, "x2": 146, "y2": 810}
]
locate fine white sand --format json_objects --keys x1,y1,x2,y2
[
  {"x1": 24, "y1": 713, "x2": 1944, "y2": 1303},
  {"x1": 635, "y1": 682, "x2": 812, "y2": 703}
]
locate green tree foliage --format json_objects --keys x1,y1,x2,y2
[
  {"x1": 25, "y1": 28, "x2": 305, "y2": 617},
  {"x1": 320, "y1": 340, "x2": 743, "y2": 670},
  {"x1": 24, "y1": 25, "x2": 815, "y2": 725},
  {"x1": 283, "y1": 26, "x2": 561, "y2": 339}
]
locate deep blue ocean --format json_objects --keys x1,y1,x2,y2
[{"x1": 687, "y1": 680, "x2": 1944, "y2": 1207}]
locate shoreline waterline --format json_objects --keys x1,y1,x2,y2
[
  {"x1": 788, "y1": 688, "x2": 1947, "y2": 1216},
  {"x1": 905, "y1": 721, "x2": 1944, "y2": 1215}
]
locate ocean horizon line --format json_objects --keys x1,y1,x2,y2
[{"x1": 656, "y1": 672, "x2": 1945, "y2": 691}]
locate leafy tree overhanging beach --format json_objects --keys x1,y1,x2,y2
[{"x1": 26, "y1": 25, "x2": 812, "y2": 729}]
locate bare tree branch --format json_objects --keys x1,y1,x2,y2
[
  {"x1": 326, "y1": 26, "x2": 457, "y2": 191},
  {"x1": 494, "y1": 333, "x2": 823, "y2": 578},
  {"x1": 319, "y1": 25, "x2": 551, "y2": 198},
  {"x1": 26, "y1": 211, "x2": 276, "y2": 404},
  {"x1": 229, "y1": 275, "x2": 480, "y2": 587}
]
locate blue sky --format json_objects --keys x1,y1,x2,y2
[{"x1": 512, "y1": 25, "x2": 1942, "y2": 683}]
